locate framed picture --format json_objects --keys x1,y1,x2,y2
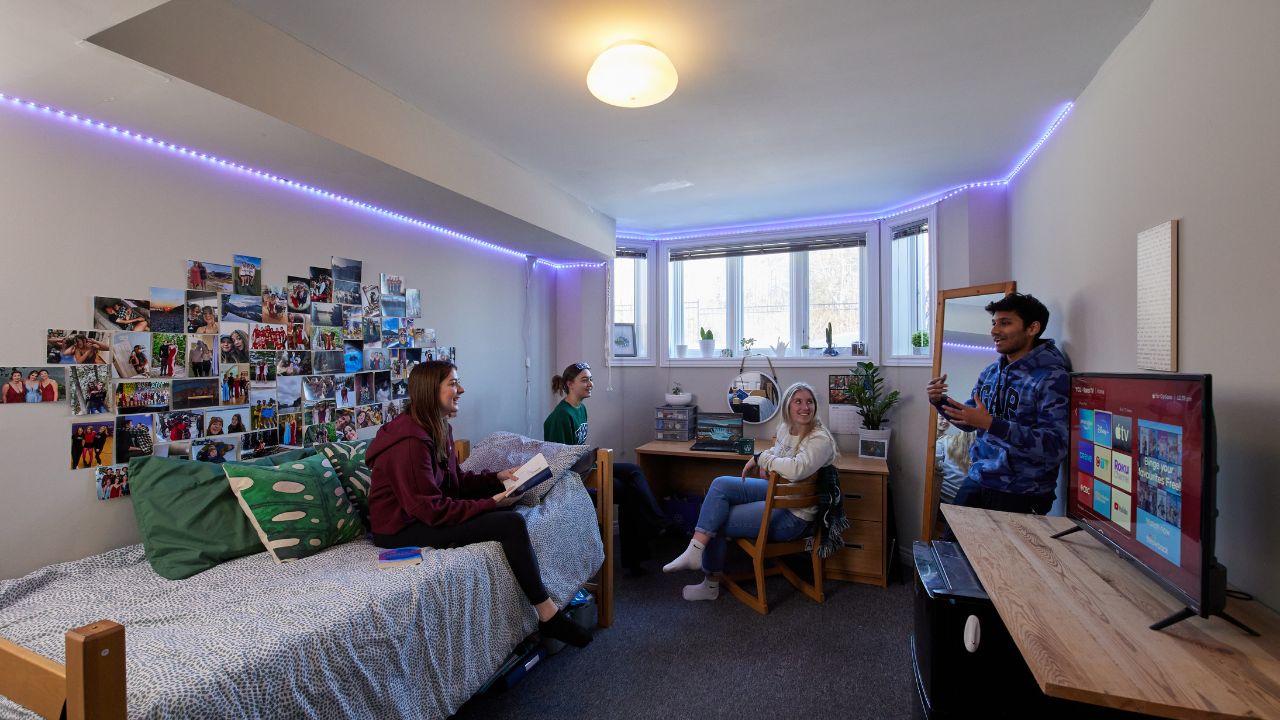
[
  {"x1": 858, "y1": 437, "x2": 888, "y2": 459},
  {"x1": 611, "y1": 323, "x2": 637, "y2": 358}
]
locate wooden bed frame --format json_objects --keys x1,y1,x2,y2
[{"x1": 0, "y1": 443, "x2": 615, "y2": 719}]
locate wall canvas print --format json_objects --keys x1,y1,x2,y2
[
  {"x1": 172, "y1": 378, "x2": 220, "y2": 410},
  {"x1": 332, "y1": 256, "x2": 362, "y2": 285},
  {"x1": 287, "y1": 276, "x2": 312, "y2": 312},
  {"x1": 156, "y1": 409, "x2": 203, "y2": 442},
  {"x1": 249, "y1": 350, "x2": 277, "y2": 387},
  {"x1": 311, "y1": 302, "x2": 343, "y2": 328},
  {"x1": 333, "y1": 281, "x2": 361, "y2": 305},
  {"x1": 94, "y1": 296, "x2": 151, "y2": 332},
  {"x1": 71, "y1": 420, "x2": 115, "y2": 470},
  {"x1": 251, "y1": 323, "x2": 286, "y2": 351},
  {"x1": 220, "y1": 364, "x2": 250, "y2": 406},
  {"x1": 380, "y1": 273, "x2": 405, "y2": 296},
  {"x1": 150, "y1": 287, "x2": 186, "y2": 334},
  {"x1": 220, "y1": 323, "x2": 251, "y2": 364},
  {"x1": 150, "y1": 333, "x2": 187, "y2": 379},
  {"x1": 276, "y1": 375, "x2": 302, "y2": 410},
  {"x1": 115, "y1": 381, "x2": 169, "y2": 415},
  {"x1": 405, "y1": 289, "x2": 421, "y2": 319},
  {"x1": 95, "y1": 464, "x2": 130, "y2": 501},
  {"x1": 276, "y1": 350, "x2": 312, "y2": 377},
  {"x1": 68, "y1": 365, "x2": 111, "y2": 415},
  {"x1": 380, "y1": 293, "x2": 407, "y2": 318},
  {"x1": 48, "y1": 329, "x2": 109, "y2": 365},
  {"x1": 309, "y1": 266, "x2": 334, "y2": 303},
  {"x1": 204, "y1": 406, "x2": 249, "y2": 436},
  {"x1": 185, "y1": 290, "x2": 220, "y2": 334},
  {"x1": 262, "y1": 285, "x2": 288, "y2": 325},
  {"x1": 233, "y1": 254, "x2": 263, "y2": 296},
  {"x1": 361, "y1": 284, "x2": 382, "y2": 320},
  {"x1": 2, "y1": 367, "x2": 64, "y2": 405},
  {"x1": 222, "y1": 294, "x2": 263, "y2": 324},
  {"x1": 186, "y1": 334, "x2": 218, "y2": 378}
]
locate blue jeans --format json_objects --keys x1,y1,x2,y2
[{"x1": 695, "y1": 476, "x2": 812, "y2": 574}]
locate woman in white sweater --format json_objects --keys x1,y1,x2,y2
[{"x1": 663, "y1": 381, "x2": 838, "y2": 601}]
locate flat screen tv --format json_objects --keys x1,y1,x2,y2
[{"x1": 1064, "y1": 372, "x2": 1252, "y2": 634}]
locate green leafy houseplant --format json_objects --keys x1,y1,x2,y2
[
  {"x1": 823, "y1": 321, "x2": 839, "y2": 356},
  {"x1": 911, "y1": 331, "x2": 930, "y2": 348},
  {"x1": 670, "y1": 382, "x2": 684, "y2": 395},
  {"x1": 699, "y1": 327, "x2": 714, "y2": 341},
  {"x1": 740, "y1": 337, "x2": 756, "y2": 352},
  {"x1": 845, "y1": 361, "x2": 901, "y2": 430}
]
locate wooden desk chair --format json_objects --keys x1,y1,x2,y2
[
  {"x1": 453, "y1": 441, "x2": 614, "y2": 629},
  {"x1": 722, "y1": 469, "x2": 826, "y2": 615}
]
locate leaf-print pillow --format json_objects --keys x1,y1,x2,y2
[{"x1": 317, "y1": 440, "x2": 371, "y2": 523}]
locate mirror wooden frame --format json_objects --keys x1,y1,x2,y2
[{"x1": 919, "y1": 281, "x2": 1016, "y2": 540}]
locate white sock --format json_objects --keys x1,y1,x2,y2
[
  {"x1": 663, "y1": 539, "x2": 705, "y2": 573},
  {"x1": 682, "y1": 578, "x2": 719, "y2": 601}
]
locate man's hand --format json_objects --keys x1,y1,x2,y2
[
  {"x1": 940, "y1": 391, "x2": 994, "y2": 431},
  {"x1": 926, "y1": 374, "x2": 949, "y2": 403}
]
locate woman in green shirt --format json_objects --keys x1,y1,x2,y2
[{"x1": 545, "y1": 362, "x2": 670, "y2": 575}]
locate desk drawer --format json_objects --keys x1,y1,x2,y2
[
  {"x1": 824, "y1": 519, "x2": 883, "y2": 578},
  {"x1": 839, "y1": 472, "x2": 884, "y2": 521}
]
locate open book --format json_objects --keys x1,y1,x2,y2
[{"x1": 506, "y1": 453, "x2": 553, "y2": 494}]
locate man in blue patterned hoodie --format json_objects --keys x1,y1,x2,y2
[{"x1": 927, "y1": 293, "x2": 1070, "y2": 514}]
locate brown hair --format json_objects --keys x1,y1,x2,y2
[
  {"x1": 408, "y1": 360, "x2": 457, "y2": 464},
  {"x1": 550, "y1": 362, "x2": 590, "y2": 396}
]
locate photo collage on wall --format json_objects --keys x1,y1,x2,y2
[{"x1": 7, "y1": 253, "x2": 457, "y2": 504}]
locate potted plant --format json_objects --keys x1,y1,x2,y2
[
  {"x1": 740, "y1": 337, "x2": 756, "y2": 354},
  {"x1": 823, "y1": 322, "x2": 839, "y2": 356},
  {"x1": 911, "y1": 330, "x2": 930, "y2": 356},
  {"x1": 845, "y1": 361, "x2": 901, "y2": 458},
  {"x1": 675, "y1": 343, "x2": 688, "y2": 358},
  {"x1": 665, "y1": 382, "x2": 694, "y2": 406},
  {"x1": 698, "y1": 327, "x2": 716, "y2": 358}
]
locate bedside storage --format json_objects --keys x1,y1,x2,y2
[{"x1": 654, "y1": 405, "x2": 697, "y2": 441}]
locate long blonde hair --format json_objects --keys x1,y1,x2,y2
[{"x1": 776, "y1": 382, "x2": 824, "y2": 443}]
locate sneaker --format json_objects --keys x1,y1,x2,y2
[{"x1": 539, "y1": 611, "x2": 592, "y2": 648}]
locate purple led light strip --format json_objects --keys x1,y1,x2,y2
[
  {"x1": 617, "y1": 102, "x2": 1075, "y2": 243},
  {"x1": 941, "y1": 341, "x2": 998, "y2": 353},
  {"x1": 0, "y1": 91, "x2": 605, "y2": 270}
]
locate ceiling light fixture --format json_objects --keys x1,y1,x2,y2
[{"x1": 587, "y1": 41, "x2": 678, "y2": 108}]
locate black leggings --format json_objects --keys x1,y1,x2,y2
[
  {"x1": 373, "y1": 510, "x2": 549, "y2": 606},
  {"x1": 613, "y1": 462, "x2": 667, "y2": 569}
]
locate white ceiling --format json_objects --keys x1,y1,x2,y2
[{"x1": 227, "y1": 0, "x2": 1151, "y2": 233}]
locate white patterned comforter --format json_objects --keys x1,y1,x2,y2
[{"x1": 0, "y1": 469, "x2": 602, "y2": 720}]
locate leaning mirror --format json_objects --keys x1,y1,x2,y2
[
  {"x1": 727, "y1": 371, "x2": 781, "y2": 424},
  {"x1": 920, "y1": 282, "x2": 1015, "y2": 540}
]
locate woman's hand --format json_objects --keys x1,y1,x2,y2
[
  {"x1": 741, "y1": 457, "x2": 765, "y2": 480},
  {"x1": 497, "y1": 466, "x2": 523, "y2": 492},
  {"x1": 492, "y1": 486, "x2": 523, "y2": 507}
]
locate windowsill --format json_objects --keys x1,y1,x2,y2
[
  {"x1": 661, "y1": 355, "x2": 872, "y2": 368},
  {"x1": 610, "y1": 356, "x2": 657, "y2": 367}
]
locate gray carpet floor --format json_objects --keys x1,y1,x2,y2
[{"x1": 455, "y1": 535, "x2": 917, "y2": 719}]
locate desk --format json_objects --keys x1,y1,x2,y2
[
  {"x1": 634, "y1": 439, "x2": 891, "y2": 586},
  {"x1": 943, "y1": 505, "x2": 1280, "y2": 719}
]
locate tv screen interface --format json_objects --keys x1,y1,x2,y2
[{"x1": 1068, "y1": 373, "x2": 1210, "y2": 606}]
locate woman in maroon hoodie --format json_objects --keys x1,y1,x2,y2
[{"x1": 366, "y1": 360, "x2": 591, "y2": 648}]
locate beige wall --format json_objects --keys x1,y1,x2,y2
[
  {"x1": 0, "y1": 101, "x2": 557, "y2": 579},
  {"x1": 1009, "y1": 0, "x2": 1280, "y2": 607}
]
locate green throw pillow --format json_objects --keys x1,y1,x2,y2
[
  {"x1": 224, "y1": 453, "x2": 365, "y2": 563},
  {"x1": 128, "y1": 455, "x2": 264, "y2": 580},
  {"x1": 317, "y1": 440, "x2": 371, "y2": 522}
]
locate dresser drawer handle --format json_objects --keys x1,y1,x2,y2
[
  {"x1": 843, "y1": 542, "x2": 864, "y2": 550},
  {"x1": 845, "y1": 493, "x2": 862, "y2": 500}
]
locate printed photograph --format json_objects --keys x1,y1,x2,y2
[
  {"x1": 241, "y1": 428, "x2": 281, "y2": 460},
  {"x1": 262, "y1": 285, "x2": 289, "y2": 325},
  {"x1": 332, "y1": 256, "x2": 362, "y2": 284},
  {"x1": 94, "y1": 296, "x2": 151, "y2": 332},
  {"x1": 354, "y1": 372, "x2": 375, "y2": 406},
  {"x1": 185, "y1": 290, "x2": 220, "y2": 334},
  {"x1": 310, "y1": 266, "x2": 334, "y2": 304},
  {"x1": 276, "y1": 375, "x2": 303, "y2": 410},
  {"x1": 150, "y1": 287, "x2": 187, "y2": 333},
  {"x1": 311, "y1": 302, "x2": 343, "y2": 328},
  {"x1": 335, "y1": 374, "x2": 357, "y2": 409},
  {"x1": 1, "y1": 367, "x2": 65, "y2": 405},
  {"x1": 303, "y1": 375, "x2": 336, "y2": 403},
  {"x1": 156, "y1": 409, "x2": 203, "y2": 442},
  {"x1": 829, "y1": 374, "x2": 854, "y2": 405},
  {"x1": 303, "y1": 422, "x2": 336, "y2": 447},
  {"x1": 286, "y1": 321, "x2": 311, "y2": 350},
  {"x1": 312, "y1": 326, "x2": 343, "y2": 352},
  {"x1": 95, "y1": 465, "x2": 130, "y2": 501},
  {"x1": 249, "y1": 350, "x2": 277, "y2": 387},
  {"x1": 278, "y1": 412, "x2": 302, "y2": 447},
  {"x1": 416, "y1": 327, "x2": 437, "y2": 347},
  {"x1": 233, "y1": 254, "x2": 263, "y2": 296},
  {"x1": 342, "y1": 306, "x2": 364, "y2": 341},
  {"x1": 381, "y1": 318, "x2": 402, "y2": 347},
  {"x1": 172, "y1": 378, "x2": 221, "y2": 410},
  {"x1": 150, "y1": 333, "x2": 188, "y2": 379},
  {"x1": 383, "y1": 399, "x2": 403, "y2": 423},
  {"x1": 115, "y1": 415, "x2": 155, "y2": 463},
  {"x1": 305, "y1": 399, "x2": 336, "y2": 426},
  {"x1": 222, "y1": 293, "x2": 263, "y2": 324},
  {"x1": 219, "y1": 323, "x2": 252, "y2": 364},
  {"x1": 362, "y1": 316, "x2": 381, "y2": 345},
  {"x1": 405, "y1": 288, "x2": 421, "y2": 319},
  {"x1": 392, "y1": 377, "x2": 408, "y2": 400},
  {"x1": 204, "y1": 406, "x2": 250, "y2": 436},
  {"x1": 187, "y1": 334, "x2": 218, "y2": 378},
  {"x1": 158, "y1": 441, "x2": 192, "y2": 460},
  {"x1": 249, "y1": 388, "x2": 278, "y2": 430},
  {"x1": 286, "y1": 276, "x2": 312, "y2": 312},
  {"x1": 221, "y1": 363, "x2": 250, "y2": 406},
  {"x1": 343, "y1": 340, "x2": 364, "y2": 373},
  {"x1": 333, "y1": 281, "x2": 361, "y2": 306},
  {"x1": 380, "y1": 273, "x2": 405, "y2": 296},
  {"x1": 251, "y1": 323, "x2": 287, "y2": 351},
  {"x1": 48, "y1": 329, "x2": 110, "y2": 365},
  {"x1": 186, "y1": 260, "x2": 211, "y2": 291},
  {"x1": 357, "y1": 405, "x2": 382, "y2": 429},
  {"x1": 380, "y1": 293, "x2": 407, "y2": 318},
  {"x1": 114, "y1": 381, "x2": 169, "y2": 414},
  {"x1": 361, "y1": 283, "x2": 382, "y2": 320},
  {"x1": 193, "y1": 438, "x2": 238, "y2": 464},
  {"x1": 374, "y1": 371, "x2": 392, "y2": 403},
  {"x1": 204, "y1": 262, "x2": 234, "y2": 294},
  {"x1": 334, "y1": 408, "x2": 356, "y2": 440},
  {"x1": 276, "y1": 350, "x2": 312, "y2": 377},
  {"x1": 68, "y1": 365, "x2": 111, "y2": 415},
  {"x1": 71, "y1": 420, "x2": 115, "y2": 470},
  {"x1": 108, "y1": 332, "x2": 150, "y2": 379},
  {"x1": 314, "y1": 350, "x2": 344, "y2": 374},
  {"x1": 364, "y1": 348, "x2": 388, "y2": 372}
]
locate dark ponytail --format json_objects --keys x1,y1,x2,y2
[{"x1": 551, "y1": 362, "x2": 590, "y2": 396}]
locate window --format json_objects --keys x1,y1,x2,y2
[
  {"x1": 613, "y1": 247, "x2": 650, "y2": 359},
  {"x1": 887, "y1": 217, "x2": 933, "y2": 359},
  {"x1": 666, "y1": 232, "x2": 872, "y2": 358}
]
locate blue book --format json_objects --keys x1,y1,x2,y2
[
  {"x1": 511, "y1": 453, "x2": 553, "y2": 494},
  {"x1": 377, "y1": 546, "x2": 423, "y2": 569}
]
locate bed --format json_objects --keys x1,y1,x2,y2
[{"x1": 0, "y1": 438, "x2": 614, "y2": 720}]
